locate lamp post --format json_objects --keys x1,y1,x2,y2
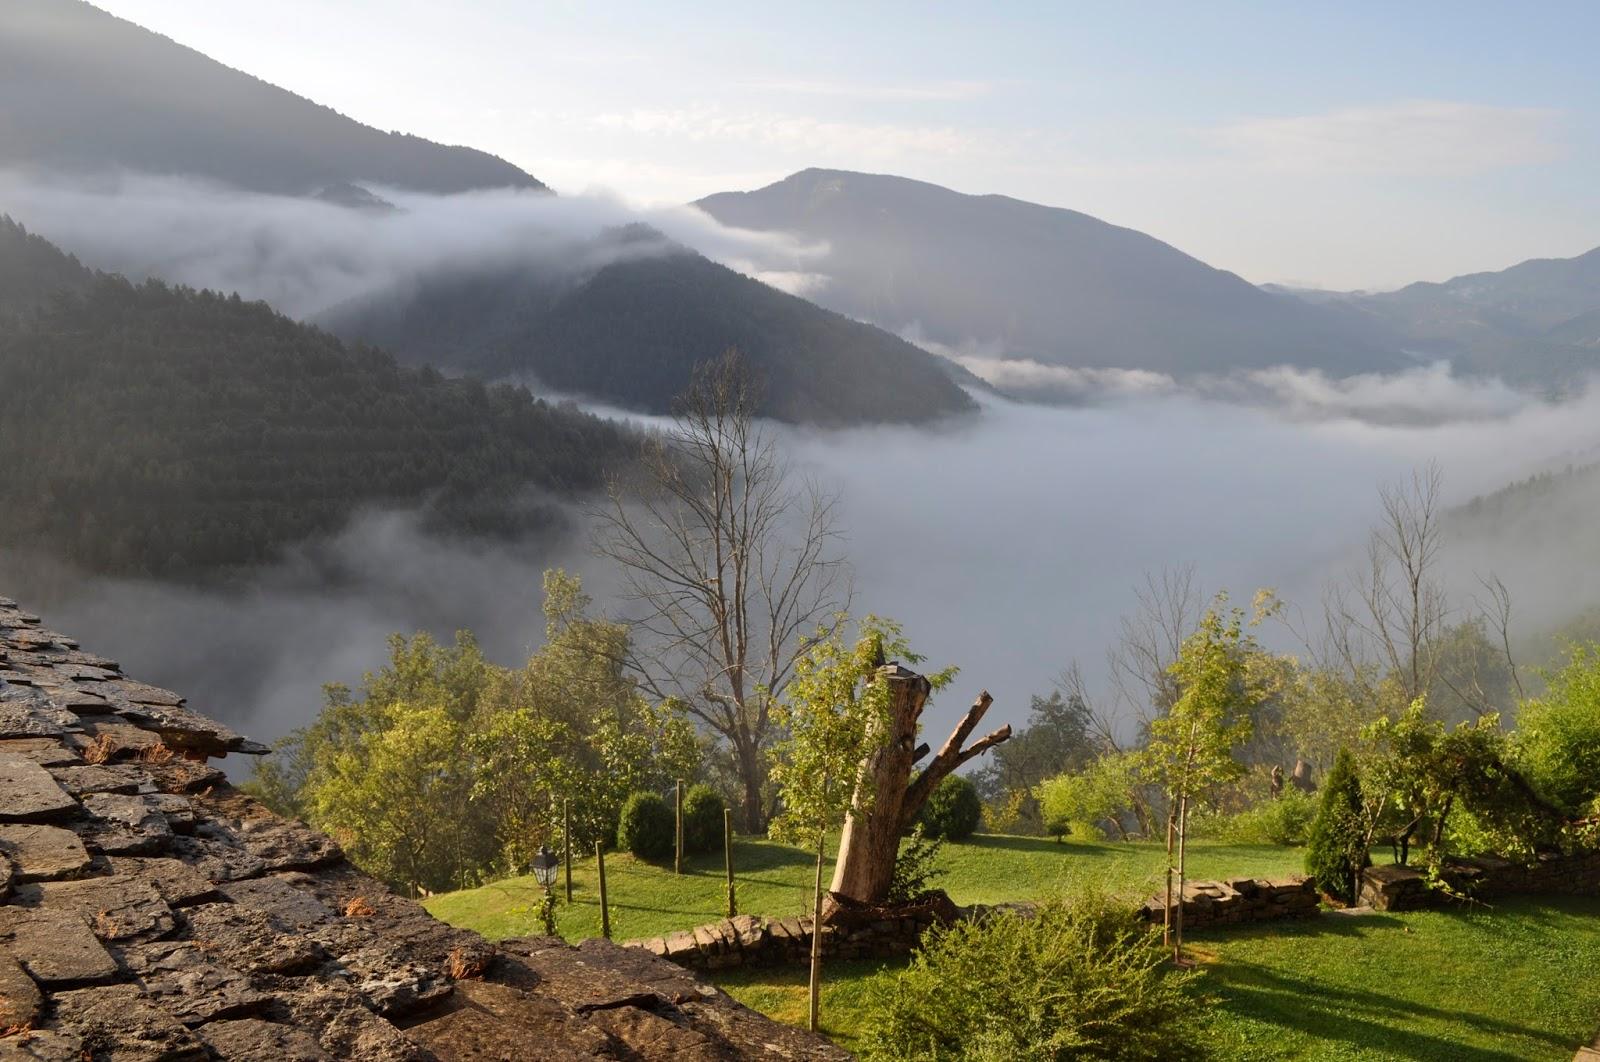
[{"x1": 531, "y1": 844, "x2": 559, "y2": 936}]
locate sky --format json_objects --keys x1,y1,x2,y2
[{"x1": 86, "y1": 0, "x2": 1600, "y2": 291}]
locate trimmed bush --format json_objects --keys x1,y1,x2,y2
[
  {"x1": 617, "y1": 790, "x2": 674, "y2": 861},
  {"x1": 919, "y1": 775, "x2": 983, "y2": 842},
  {"x1": 1305, "y1": 748, "x2": 1367, "y2": 904},
  {"x1": 859, "y1": 891, "x2": 1204, "y2": 1061},
  {"x1": 681, "y1": 784, "x2": 725, "y2": 855}
]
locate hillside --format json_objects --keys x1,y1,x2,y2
[
  {"x1": 0, "y1": 0, "x2": 543, "y2": 194},
  {"x1": 696, "y1": 169, "x2": 1401, "y2": 379},
  {"x1": 326, "y1": 228, "x2": 979, "y2": 426},
  {"x1": 0, "y1": 221, "x2": 632, "y2": 577},
  {"x1": 1350, "y1": 246, "x2": 1600, "y2": 389}
]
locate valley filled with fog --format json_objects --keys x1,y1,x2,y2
[{"x1": 7, "y1": 376, "x2": 1598, "y2": 755}]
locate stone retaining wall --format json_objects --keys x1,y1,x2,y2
[
  {"x1": 1138, "y1": 876, "x2": 1320, "y2": 930},
  {"x1": 1361, "y1": 851, "x2": 1600, "y2": 911}
]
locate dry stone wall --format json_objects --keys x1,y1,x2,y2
[
  {"x1": 1138, "y1": 876, "x2": 1320, "y2": 930},
  {"x1": 1361, "y1": 852, "x2": 1600, "y2": 911}
]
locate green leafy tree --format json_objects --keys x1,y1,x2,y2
[
  {"x1": 918, "y1": 776, "x2": 983, "y2": 841},
  {"x1": 1514, "y1": 644, "x2": 1600, "y2": 819},
  {"x1": 768, "y1": 616, "x2": 904, "y2": 1032},
  {"x1": 1305, "y1": 748, "x2": 1367, "y2": 903},
  {"x1": 1142, "y1": 596, "x2": 1266, "y2": 961},
  {"x1": 971, "y1": 690, "x2": 1096, "y2": 833},
  {"x1": 1035, "y1": 750, "x2": 1143, "y2": 841}
]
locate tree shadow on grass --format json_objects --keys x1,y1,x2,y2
[
  {"x1": 961, "y1": 834, "x2": 1115, "y2": 858},
  {"x1": 1205, "y1": 959, "x2": 1566, "y2": 1061}
]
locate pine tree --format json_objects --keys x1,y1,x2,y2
[{"x1": 1305, "y1": 747, "x2": 1368, "y2": 904}]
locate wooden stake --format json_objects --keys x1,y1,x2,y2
[
  {"x1": 563, "y1": 798, "x2": 573, "y2": 904},
  {"x1": 808, "y1": 829, "x2": 825, "y2": 1033},
  {"x1": 675, "y1": 780, "x2": 684, "y2": 876},
  {"x1": 724, "y1": 807, "x2": 736, "y2": 918},
  {"x1": 596, "y1": 841, "x2": 610, "y2": 939}
]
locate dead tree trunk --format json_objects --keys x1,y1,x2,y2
[{"x1": 828, "y1": 664, "x2": 1012, "y2": 905}]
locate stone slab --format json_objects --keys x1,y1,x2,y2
[
  {"x1": 46, "y1": 983, "x2": 208, "y2": 1061},
  {"x1": 0, "y1": 824, "x2": 92, "y2": 883},
  {"x1": 0, "y1": 755, "x2": 77, "y2": 823},
  {"x1": 0, "y1": 907, "x2": 119, "y2": 985}
]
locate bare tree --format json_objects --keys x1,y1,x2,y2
[
  {"x1": 1106, "y1": 566, "x2": 1205, "y2": 734},
  {"x1": 1326, "y1": 463, "x2": 1448, "y2": 706},
  {"x1": 593, "y1": 351, "x2": 849, "y2": 831}
]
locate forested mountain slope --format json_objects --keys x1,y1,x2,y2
[
  {"x1": 0, "y1": 221, "x2": 631, "y2": 577},
  {"x1": 697, "y1": 168, "x2": 1401, "y2": 378},
  {"x1": 0, "y1": 0, "x2": 543, "y2": 194},
  {"x1": 326, "y1": 230, "x2": 979, "y2": 426}
]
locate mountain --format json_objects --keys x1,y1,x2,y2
[
  {"x1": 0, "y1": 0, "x2": 543, "y2": 194},
  {"x1": 1351, "y1": 246, "x2": 1600, "y2": 389},
  {"x1": 324, "y1": 227, "x2": 979, "y2": 426},
  {"x1": 695, "y1": 169, "x2": 1402, "y2": 380},
  {"x1": 0, "y1": 219, "x2": 633, "y2": 577}
]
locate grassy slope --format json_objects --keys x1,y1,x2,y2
[
  {"x1": 425, "y1": 835, "x2": 1600, "y2": 1058},
  {"x1": 717, "y1": 896, "x2": 1600, "y2": 1060},
  {"x1": 422, "y1": 833, "x2": 1301, "y2": 944}
]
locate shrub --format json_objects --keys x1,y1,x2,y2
[
  {"x1": 1514, "y1": 644, "x2": 1600, "y2": 817},
  {"x1": 1305, "y1": 748, "x2": 1367, "y2": 904},
  {"x1": 681, "y1": 784, "x2": 725, "y2": 855},
  {"x1": 859, "y1": 891, "x2": 1205, "y2": 1061},
  {"x1": 616, "y1": 791, "x2": 674, "y2": 861},
  {"x1": 1199, "y1": 788, "x2": 1318, "y2": 846},
  {"x1": 887, "y1": 823, "x2": 947, "y2": 904},
  {"x1": 1035, "y1": 751, "x2": 1140, "y2": 842},
  {"x1": 919, "y1": 776, "x2": 983, "y2": 841}
]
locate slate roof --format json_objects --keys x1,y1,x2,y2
[{"x1": 0, "y1": 596, "x2": 848, "y2": 1060}]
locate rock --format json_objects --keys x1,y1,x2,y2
[
  {"x1": 48, "y1": 764, "x2": 148, "y2": 796},
  {"x1": 44, "y1": 983, "x2": 207, "y2": 1061},
  {"x1": 0, "y1": 825, "x2": 92, "y2": 883},
  {"x1": 196, "y1": 1019, "x2": 329, "y2": 1061},
  {"x1": 0, "y1": 755, "x2": 78, "y2": 823},
  {"x1": 139, "y1": 759, "x2": 224, "y2": 795},
  {"x1": 0, "y1": 738, "x2": 80, "y2": 768},
  {"x1": 219, "y1": 876, "x2": 337, "y2": 929},
  {"x1": 273, "y1": 979, "x2": 435, "y2": 1062},
  {"x1": 115, "y1": 940, "x2": 270, "y2": 1027},
  {"x1": 0, "y1": 953, "x2": 43, "y2": 1030},
  {"x1": 106, "y1": 857, "x2": 219, "y2": 907},
  {"x1": 181, "y1": 903, "x2": 328, "y2": 976},
  {"x1": 12, "y1": 874, "x2": 176, "y2": 943},
  {"x1": 0, "y1": 908, "x2": 119, "y2": 985},
  {"x1": 0, "y1": 1029, "x2": 85, "y2": 1060},
  {"x1": 402, "y1": 979, "x2": 608, "y2": 1061}
]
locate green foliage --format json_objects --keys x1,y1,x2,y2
[
  {"x1": 617, "y1": 791, "x2": 675, "y2": 861},
  {"x1": 886, "y1": 823, "x2": 947, "y2": 905},
  {"x1": 971, "y1": 690, "x2": 1096, "y2": 834},
  {"x1": 857, "y1": 892, "x2": 1205, "y2": 1061},
  {"x1": 918, "y1": 776, "x2": 983, "y2": 842},
  {"x1": 1199, "y1": 788, "x2": 1318, "y2": 847},
  {"x1": 0, "y1": 229, "x2": 632, "y2": 577},
  {"x1": 1036, "y1": 751, "x2": 1142, "y2": 841},
  {"x1": 1514, "y1": 643, "x2": 1600, "y2": 818},
  {"x1": 250, "y1": 571, "x2": 699, "y2": 893},
  {"x1": 768, "y1": 616, "x2": 937, "y2": 849},
  {"x1": 682, "y1": 784, "x2": 726, "y2": 855},
  {"x1": 1305, "y1": 748, "x2": 1367, "y2": 903}
]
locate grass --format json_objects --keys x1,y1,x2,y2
[
  {"x1": 715, "y1": 896, "x2": 1600, "y2": 1060},
  {"x1": 422, "y1": 832, "x2": 1303, "y2": 943},
  {"x1": 425, "y1": 835, "x2": 1600, "y2": 1057}
]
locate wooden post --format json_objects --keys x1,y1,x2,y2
[
  {"x1": 596, "y1": 842, "x2": 610, "y2": 940},
  {"x1": 808, "y1": 829, "x2": 825, "y2": 1033},
  {"x1": 563, "y1": 799, "x2": 573, "y2": 904},
  {"x1": 675, "y1": 780, "x2": 684, "y2": 876},
  {"x1": 724, "y1": 808, "x2": 736, "y2": 917}
]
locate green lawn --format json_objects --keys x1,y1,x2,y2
[
  {"x1": 424, "y1": 835, "x2": 1600, "y2": 1058},
  {"x1": 716, "y1": 896, "x2": 1600, "y2": 1060},
  {"x1": 422, "y1": 832, "x2": 1302, "y2": 943}
]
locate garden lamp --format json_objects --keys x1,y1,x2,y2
[{"x1": 532, "y1": 845, "x2": 559, "y2": 891}]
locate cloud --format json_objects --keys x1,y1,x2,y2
[
  {"x1": 736, "y1": 78, "x2": 994, "y2": 103},
  {"x1": 0, "y1": 170, "x2": 827, "y2": 319},
  {"x1": 952, "y1": 356, "x2": 1178, "y2": 403},
  {"x1": 1212, "y1": 100, "x2": 1564, "y2": 176}
]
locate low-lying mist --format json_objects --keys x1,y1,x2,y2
[{"x1": 6, "y1": 383, "x2": 1600, "y2": 757}]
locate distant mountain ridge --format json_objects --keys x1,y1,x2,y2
[
  {"x1": 0, "y1": 217, "x2": 633, "y2": 577},
  {"x1": 0, "y1": 0, "x2": 544, "y2": 194},
  {"x1": 696, "y1": 168, "x2": 1404, "y2": 380},
  {"x1": 324, "y1": 226, "x2": 979, "y2": 426},
  {"x1": 1342, "y1": 245, "x2": 1600, "y2": 389}
]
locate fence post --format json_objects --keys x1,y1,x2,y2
[
  {"x1": 596, "y1": 841, "x2": 610, "y2": 939},
  {"x1": 724, "y1": 807, "x2": 736, "y2": 918},
  {"x1": 563, "y1": 798, "x2": 573, "y2": 904},
  {"x1": 675, "y1": 780, "x2": 684, "y2": 875}
]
